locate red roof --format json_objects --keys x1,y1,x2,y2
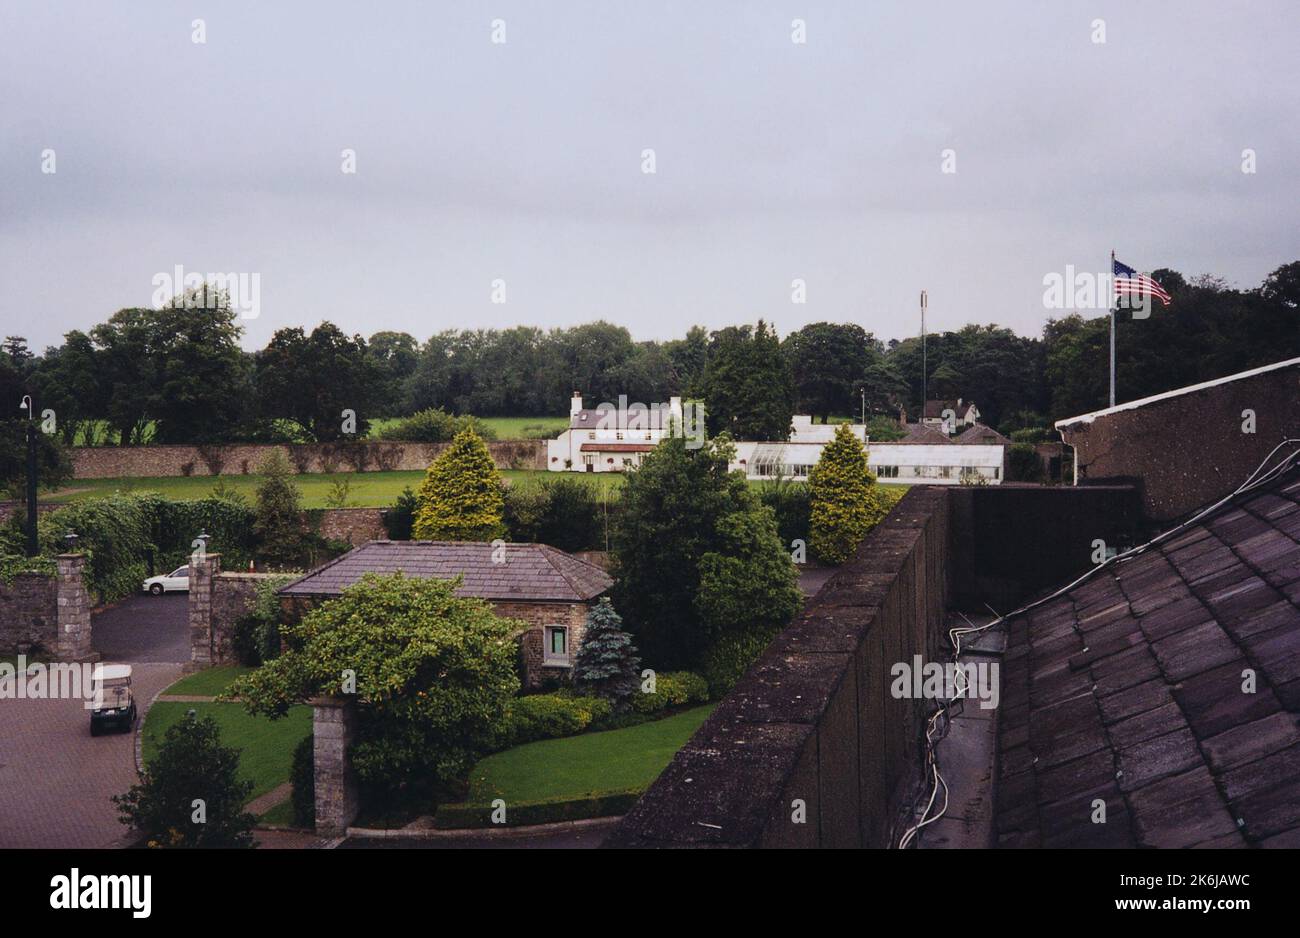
[{"x1": 579, "y1": 443, "x2": 655, "y2": 453}]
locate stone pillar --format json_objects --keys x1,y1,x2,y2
[
  {"x1": 312, "y1": 696, "x2": 360, "y2": 837},
  {"x1": 187, "y1": 553, "x2": 220, "y2": 671},
  {"x1": 55, "y1": 554, "x2": 97, "y2": 662}
]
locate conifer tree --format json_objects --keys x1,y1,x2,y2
[
  {"x1": 808, "y1": 423, "x2": 884, "y2": 565},
  {"x1": 412, "y1": 428, "x2": 506, "y2": 540},
  {"x1": 574, "y1": 598, "x2": 641, "y2": 705}
]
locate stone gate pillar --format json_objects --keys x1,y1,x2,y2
[
  {"x1": 55, "y1": 553, "x2": 97, "y2": 662},
  {"x1": 312, "y1": 695, "x2": 360, "y2": 837},
  {"x1": 187, "y1": 553, "x2": 220, "y2": 671}
]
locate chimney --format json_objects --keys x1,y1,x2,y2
[{"x1": 571, "y1": 391, "x2": 583, "y2": 417}]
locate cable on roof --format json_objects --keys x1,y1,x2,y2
[{"x1": 896, "y1": 438, "x2": 1300, "y2": 849}]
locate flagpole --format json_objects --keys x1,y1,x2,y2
[{"x1": 1109, "y1": 249, "x2": 1116, "y2": 408}]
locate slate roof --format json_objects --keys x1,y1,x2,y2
[
  {"x1": 923, "y1": 399, "x2": 977, "y2": 419},
  {"x1": 953, "y1": 423, "x2": 1011, "y2": 446},
  {"x1": 277, "y1": 540, "x2": 613, "y2": 603},
  {"x1": 995, "y1": 465, "x2": 1300, "y2": 848},
  {"x1": 894, "y1": 423, "x2": 955, "y2": 445}
]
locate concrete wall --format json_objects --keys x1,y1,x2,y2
[
  {"x1": 70, "y1": 439, "x2": 547, "y2": 479},
  {"x1": 1058, "y1": 358, "x2": 1300, "y2": 522},
  {"x1": 947, "y1": 484, "x2": 1142, "y2": 612},
  {"x1": 607, "y1": 487, "x2": 951, "y2": 848}
]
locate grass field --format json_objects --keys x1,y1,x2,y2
[
  {"x1": 141, "y1": 699, "x2": 311, "y2": 803},
  {"x1": 162, "y1": 665, "x2": 250, "y2": 697},
  {"x1": 457, "y1": 704, "x2": 714, "y2": 808},
  {"x1": 46, "y1": 468, "x2": 625, "y2": 508},
  {"x1": 70, "y1": 415, "x2": 571, "y2": 445}
]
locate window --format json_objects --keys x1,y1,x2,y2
[
  {"x1": 587, "y1": 431, "x2": 596, "y2": 440},
  {"x1": 544, "y1": 626, "x2": 569, "y2": 664}
]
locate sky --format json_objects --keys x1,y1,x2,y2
[{"x1": 2, "y1": 0, "x2": 1297, "y2": 352}]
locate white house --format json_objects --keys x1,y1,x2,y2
[
  {"x1": 867, "y1": 442, "x2": 1005, "y2": 484},
  {"x1": 547, "y1": 392, "x2": 684, "y2": 472},
  {"x1": 921, "y1": 398, "x2": 980, "y2": 436}
]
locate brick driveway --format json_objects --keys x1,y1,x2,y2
[
  {"x1": 0, "y1": 595, "x2": 188, "y2": 848},
  {"x1": 0, "y1": 661, "x2": 181, "y2": 847}
]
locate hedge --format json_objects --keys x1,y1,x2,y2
[{"x1": 433, "y1": 787, "x2": 643, "y2": 830}]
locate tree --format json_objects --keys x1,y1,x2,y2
[
  {"x1": 112, "y1": 713, "x2": 255, "y2": 848},
  {"x1": 809, "y1": 424, "x2": 881, "y2": 565},
  {"x1": 252, "y1": 450, "x2": 305, "y2": 566},
  {"x1": 227, "y1": 572, "x2": 520, "y2": 802},
  {"x1": 573, "y1": 598, "x2": 641, "y2": 705},
  {"x1": 784, "y1": 322, "x2": 877, "y2": 422},
  {"x1": 412, "y1": 428, "x2": 506, "y2": 540},
  {"x1": 611, "y1": 434, "x2": 801, "y2": 669},
  {"x1": 702, "y1": 321, "x2": 795, "y2": 440},
  {"x1": 254, "y1": 323, "x2": 380, "y2": 441}
]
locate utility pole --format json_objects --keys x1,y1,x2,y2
[
  {"x1": 920, "y1": 290, "x2": 928, "y2": 416},
  {"x1": 20, "y1": 395, "x2": 37, "y2": 556}
]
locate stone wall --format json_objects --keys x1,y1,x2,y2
[
  {"x1": 496, "y1": 600, "x2": 592, "y2": 689},
  {"x1": 70, "y1": 439, "x2": 547, "y2": 479},
  {"x1": 55, "y1": 554, "x2": 96, "y2": 662},
  {"x1": 1057, "y1": 357, "x2": 1300, "y2": 522},
  {"x1": 0, "y1": 572, "x2": 57, "y2": 655},
  {"x1": 317, "y1": 508, "x2": 386, "y2": 546},
  {"x1": 607, "y1": 487, "x2": 952, "y2": 848},
  {"x1": 208, "y1": 572, "x2": 285, "y2": 666}
]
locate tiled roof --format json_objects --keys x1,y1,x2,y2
[
  {"x1": 277, "y1": 540, "x2": 613, "y2": 603},
  {"x1": 995, "y1": 466, "x2": 1300, "y2": 848},
  {"x1": 953, "y1": 423, "x2": 1011, "y2": 446},
  {"x1": 923, "y1": 399, "x2": 975, "y2": 419},
  {"x1": 894, "y1": 424, "x2": 954, "y2": 445}
]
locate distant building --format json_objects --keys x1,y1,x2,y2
[
  {"x1": 922, "y1": 398, "x2": 980, "y2": 435},
  {"x1": 730, "y1": 417, "x2": 866, "y2": 480},
  {"x1": 547, "y1": 392, "x2": 683, "y2": 473}
]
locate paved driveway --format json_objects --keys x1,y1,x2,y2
[
  {"x1": 93, "y1": 593, "x2": 190, "y2": 663},
  {"x1": 0, "y1": 661, "x2": 180, "y2": 848},
  {"x1": 0, "y1": 595, "x2": 188, "y2": 848}
]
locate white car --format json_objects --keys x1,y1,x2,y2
[{"x1": 143, "y1": 565, "x2": 189, "y2": 595}]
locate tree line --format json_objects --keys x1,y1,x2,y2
[{"x1": 2, "y1": 261, "x2": 1296, "y2": 457}]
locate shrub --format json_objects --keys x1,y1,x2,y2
[
  {"x1": 1007, "y1": 442, "x2": 1045, "y2": 482},
  {"x1": 228, "y1": 573, "x2": 521, "y2": 808},
  {"x1": 39, "y1": 494, "x2": 153, "y2": 603},
  {"x1": 503, "y1": 476, "x2": 602, "y2": 552},
  {"x1": 379, "y1": 408, "x2": 498, "y2": 443},
  {"x1": 382, "y1": 486, "x2": 419, "y2": 540},
  {"x1": 112, "y1": 713, "x2": 255, "y2": 848},
  {"x1": 230, "y1": 576, "x2": 293, "y2": 666},
  {"x1": 507, "y1": 693, "x2": 612, "y2": 745},
  {"x1": 412, "y1": 428, "x2": 506, "y2": 541},
  {"x1": 700, "y1": 626, "x2": 780, "y2": 698},
  {"x1": 290, "y1": 734, "x2": 314, "y2": 828},
  {"x1": 629, "y1": 670, "x2": 710, "y2": 713},
  {"x1": 757, "y1": 478, "x2": 811, "y2": 551}
]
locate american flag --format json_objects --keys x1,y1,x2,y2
[{"x1": 1113, "y1": 258, "x2": 1172, "y2": 306}]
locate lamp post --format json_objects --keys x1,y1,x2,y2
[{"x1": 19, "y1": 395, "x2": 37, "y2": 557}]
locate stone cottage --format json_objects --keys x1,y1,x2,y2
[{"x1": 275, "y1": 540, "x2": 614, "y2": 688}]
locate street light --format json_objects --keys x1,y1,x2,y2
[
  {"x1": 63, "y1": 530, "x2": 79, "y2": 553},
  {"x1": 19, "y1": 395, "x2": 37, "y2": 557}
]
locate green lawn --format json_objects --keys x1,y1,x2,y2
[
  {"x1": 459, "y1": 705, "x2": 714, "y2": 807},
  {"x1": 141, "y1": 700, "x2": 311, "y2": 803},
  {"x1": 161, "y1": 665, "x2": 250, "y2": 698},
  {"x1": 46, "y1": 468, "x2": 623, "y2": 508}
]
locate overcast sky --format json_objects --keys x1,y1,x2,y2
[{"x1": 2, "y1": 0, "x2": 1297, "y2": 352}]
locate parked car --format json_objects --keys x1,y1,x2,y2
[
  {"x1": 142, "y1": 565, "x2": 188, "y2": 595},
  {"x1": 90, "y1": 664, "x2": 136, "y2": 736}
]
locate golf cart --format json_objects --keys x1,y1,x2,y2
[{"x1": 90, "y1": 664, "x2": 136, "y2": 736}]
